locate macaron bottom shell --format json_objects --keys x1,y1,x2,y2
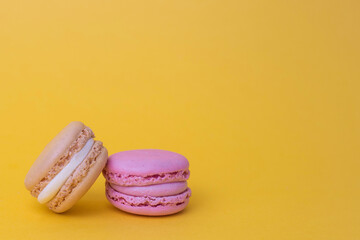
[{"x1": 106, "y1": 183, "x2": 191, "y2": 216}]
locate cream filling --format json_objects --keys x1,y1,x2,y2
[{"x1": 37, "y1": 138, "x2": 94, "y2": 204}]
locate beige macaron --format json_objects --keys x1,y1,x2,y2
[{"x1": 25, "y1": 121, "x2": 108, "y2": 213}]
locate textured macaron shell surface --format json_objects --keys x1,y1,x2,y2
[
  {"x1": 106, "y1": 149, "x2": 189, "y2": 176},
  {"x1": 103, "y1": 149, "x2": 190, "y2": 186}
]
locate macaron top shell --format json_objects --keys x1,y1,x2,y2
[{"x1": 106, "y1": 149, "x2": 189, "y2": 176}]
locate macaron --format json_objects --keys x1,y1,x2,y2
[
  {"x1": 24, "y1": 121, "x2": 108, "y2": 213},
  {"x1": 103, "y1": 149, "x2": 191, "y2": 216}
]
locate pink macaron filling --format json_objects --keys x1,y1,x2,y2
[
  {"x1": 109, "y1": 181, "x2": 188, "y2": 197},
  {"x1": 106, "y1": 183, "x2": 191, "y2": 207}
]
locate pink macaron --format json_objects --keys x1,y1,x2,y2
[{"x1": 103, "y1": 149, "x2": 191, "y2": 216}]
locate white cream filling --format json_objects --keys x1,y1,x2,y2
[{"x1": 38, "y1": 138, "x2": 94, "y2": 204}]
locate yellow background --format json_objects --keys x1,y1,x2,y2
[{"x1": 0, "y1": 0, "x2": 359, "y2": 239}]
